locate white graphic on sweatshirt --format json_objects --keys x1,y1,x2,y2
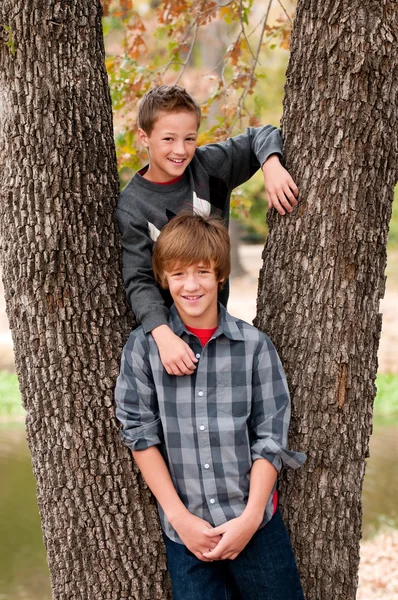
[
  {"x1": 147, "y1": 192, "x2": 210, "y2": 243},
  {"x1": 148, "y1": 221, "x2": 161, "y2": 242},
  {"x1": 193, "y1": 191, "x2": 211, "y2": 217}
]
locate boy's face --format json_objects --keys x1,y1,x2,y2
[
  {"x1": 138, "y1": 111, "x2": 198, "y2": 183},
  {"x1": 164, "y1": 262, "x2": 221, "y2": 329}
]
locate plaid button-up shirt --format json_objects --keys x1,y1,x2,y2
[{"x1": 115, "y1": 304, "x2": 306, "y2": 543}]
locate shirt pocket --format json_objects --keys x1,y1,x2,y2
[{"x1": 216, "y1": 373, "x2": 250, "y2": 417}]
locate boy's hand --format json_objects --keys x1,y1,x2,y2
[
  {"x1": 262, "y1": 155, "x2": 298, "y2": 216},
  {"x1": 173, "y1": 512, "x2": 222, "y2": 562},
  {"x1": 202, "y1": 514, "x2": 259, "y2": 561},
  {"x1": 152, "y1": 324, "x2": 198, "y2": 376}
]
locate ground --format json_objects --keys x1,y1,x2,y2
[{"x1": 358, "y1": 531, "x2": 398, "y2": 600}]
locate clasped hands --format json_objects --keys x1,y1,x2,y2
[{"x1": 174, "y1": 512, "x2": 259, "y2": 563}]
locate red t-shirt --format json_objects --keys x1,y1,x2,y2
[
  {"x1": 185, "y1": 325, "x2": 217, "y2": 347},
  {"x1": 138, "y1": 167, "x2": 183, "y2": 186}
]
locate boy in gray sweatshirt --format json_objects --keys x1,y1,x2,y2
[{"x1": 116, "y1": 85, "x2": 298, "y2": 376}]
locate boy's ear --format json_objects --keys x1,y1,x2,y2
[{"x1": 137, "y1": 128, "x2": 149, "y2": 148}]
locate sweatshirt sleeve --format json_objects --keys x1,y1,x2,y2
[
  {"x1": 116, "y1": 205, "x2": 170, "y2": 333},
  {"x1": 197, "y1": 125, "x2": 283, "y2": 190}
]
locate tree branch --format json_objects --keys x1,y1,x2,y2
[{"x1": 228, "y1": 0, "x2": 273, "y2": 130}]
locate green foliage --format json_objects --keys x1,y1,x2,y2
[
  {"x1": 1, "y1": 24, "x2": 16, "y2": 56},
  {"x1": 0, "y1": 372, "x2": 23, "y2": 418},
  {"x1": 102, "y1": 2, "x2": 397, "y2": 241},
  {"x1": 102, "y1": 0, "x2": 294, "y2": 175},
  {"x1": 374, "y1": 373, "x2": 398, "y2": 419}
]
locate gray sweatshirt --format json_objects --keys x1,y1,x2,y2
[{"x1": 116, "y1": 125, "x2": 283, "y2": 333}]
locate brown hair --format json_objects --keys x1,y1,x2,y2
[
  {"x1": 153, "y1": 213, "x2": 231, "y2": 289},
  {"x1": 138, "y1": 85, "x2": 202, "y2": 134}
]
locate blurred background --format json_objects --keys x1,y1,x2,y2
[{"x1": 1, "y1": 1, "x2": 397, "y2": 598}]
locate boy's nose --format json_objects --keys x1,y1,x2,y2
[
  {"x1": 173, "y1": 140, "x2": 186, "y2": 155},
  {"x1": 184, "y1": 275, "x2": 200, "y2": 291}
]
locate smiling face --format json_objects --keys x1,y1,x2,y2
[
  {"x1": 164, "y1": 262, "x2": 221, "y2": 329},
  {"x1": 138, "y1": 110, "x2": 198, "y2": 183}
]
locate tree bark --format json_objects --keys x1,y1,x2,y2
[
  {"x1": 255, "y1": 2, "x2": 398, "y2": 599},
  {"x1": 0, "y1": 2, "x2": 169, "y2": 598}
]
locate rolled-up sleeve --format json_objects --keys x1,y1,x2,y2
[
  {"x1": 250, "y1": 336, "x2": 306, "y2": 471},
  {"x1": 115, "y1": 333, "x2": 163, "y2": 451}
]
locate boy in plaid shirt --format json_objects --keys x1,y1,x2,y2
[{"x1": 115, "y1": 214, "x2": 306, "y2": 600}]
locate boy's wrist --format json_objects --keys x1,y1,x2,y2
[
  {"x1": 151, "y1": 324, "x2": 173, "y2": 342},
  {"x1": 240, "y1": 507, "x2": 264, "y2": 530},
  {"x1": 151, "y1": 323, "x2": 170, "y2": 336},
  {"x1": 261, "y1": 153, "x2": 281, "y2": 169},
  {"x1": 168, "y1": 506, "x2": 191, "y2": 528}
]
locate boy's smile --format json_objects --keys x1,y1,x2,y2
[
  {"x1": 138, "y1": 111, "x2": 198, "y2": 183},
  {"x1": 164, "y1": 262, "x2": 221, "y2": 328}
]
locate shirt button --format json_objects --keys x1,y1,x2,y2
[
  {"x1": 196, "y1": 353, "x2": 201, "y2": 359},
  {"x1": 199, "y1": 425, "x2": 205, "y2": 431},
  {"x1": 209, "y1": 498, "x2": 215, "y2": 504},
  {"x1": 204, "y1": 463, "x2": 210, "y2": 469},
  {"x1": 198, "y1": 391, "x2": 204, "y2": 397}
]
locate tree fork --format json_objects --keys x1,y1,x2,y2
[
  {"x1": 255, "y1": 2, "x2": 398, "y2": 599},
  {"x1": 0, "y1": 1, "x2": 169, "y2": 598}
]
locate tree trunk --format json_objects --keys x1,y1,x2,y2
[
  {"x1": 0, "y1": 2, "x2": 169, "y2": 598},
  {"x1": 255, "y1": 2, "x2": 398, "y2": 599}
]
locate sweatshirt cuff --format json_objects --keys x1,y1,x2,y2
[
  {"x1": 140, "y1": 306, "x2": 170, "y2": 334},
  {"x1": 258, "y1": 128, "x2": 284, "y2": 167}
]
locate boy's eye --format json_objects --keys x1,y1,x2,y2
[{"x1": 186, "y1": 137, "x2": 197, "y2": 142}]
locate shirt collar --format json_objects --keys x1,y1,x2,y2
[{"x1": 169, "y1": 303, "x2": 245, "y2": 342}]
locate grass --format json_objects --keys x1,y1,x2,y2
[
  {"x1": 1, "y1": 370, "x2": 397, "y2": 421},
  {"x1": 0, "y1": 371, "x2": 24, "y2": 419},
  {"x1": 374, "y1": 373, "x2": 398, "y2": 419}
]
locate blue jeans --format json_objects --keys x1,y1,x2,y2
[{"x1": 164, "y1": 510, "x2": 304, "y2": 600}]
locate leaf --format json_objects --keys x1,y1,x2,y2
[
  {"x1": 103, "y1": 0, "x2": 296, "y2": 174},
  {"x1": 100, "y1": 0, "x2": 112, "y2": 17}
]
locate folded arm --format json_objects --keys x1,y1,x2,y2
[
  {"x1": 198, "y1": 126, "x2": 298, "y2": 215},
  {"x1": 116, "y1": 210, "x2": 197, "y2": 375}
]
